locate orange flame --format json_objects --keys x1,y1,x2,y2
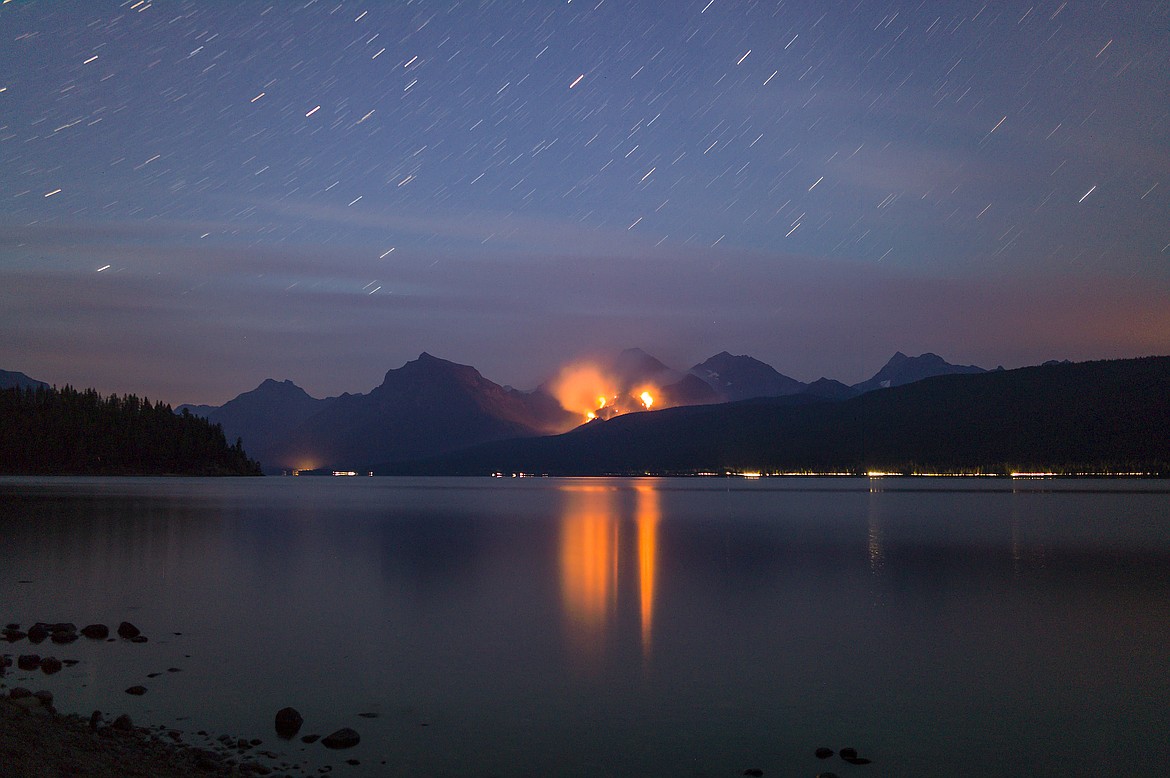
[
  {"x1": 551, "y1": 362, "x2": 665, "y2": 423},
  {"x1": 550, "y1": 364, "x2": 619, "y2": 421}
]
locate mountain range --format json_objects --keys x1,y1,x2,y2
[
  {"x1": 19, "y1": 348, "x2": 1158, "y2": 476},
  {"x1": 380, "y1": 356, "x2": 1170, "y2": 476},
  {"x1": 164, "y1": 348, "x2": 998, "y2": 473}
]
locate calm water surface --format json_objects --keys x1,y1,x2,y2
[{"x1": 2, "y1": 476, "x2": 1169, "y2": 777}]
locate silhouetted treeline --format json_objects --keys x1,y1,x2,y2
[{"x1": 0, "y1": 385, "x2": 262, "y2": 476}]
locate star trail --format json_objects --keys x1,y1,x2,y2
[{"x1": 2, "y1": 0, "x2": 1167, "y2": 403}]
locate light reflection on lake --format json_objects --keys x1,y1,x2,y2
[
  {"x1": 2, "y1": 476, "x2": 1169, "y2": 777},
  {"x1": 559, "y1": 484, "x2": 620, "y2": 669},
  {"x1": 558, "y1": 483, "x2": 661, "y2": 670}
]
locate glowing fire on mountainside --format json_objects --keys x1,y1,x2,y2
[{"x1": 549, "y1": 363, "x2": 659, "y2": 423}]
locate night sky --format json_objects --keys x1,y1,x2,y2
[{"x1": 2, "y1": 0, "x2": 1168, "y2": 405}]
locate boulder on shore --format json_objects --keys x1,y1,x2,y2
[
  {"x1": 274, "y1": 707, "x2": 304, "y2": 739},
  {"x1": 321, "y1": 728, "x2": 360, "y2": 749}
]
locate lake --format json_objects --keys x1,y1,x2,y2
[{"x1": 2, "y1": 476, "x2": 1169, "y2": 776}]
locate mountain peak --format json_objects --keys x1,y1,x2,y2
[
  {"x1": 856, "y1": 352, "x2": 985, "y2": 393},
  {"x1": 0, "y1": 369, "x2": 49, "y2": 391},
  {"x1": 612, "y1": 348, "x2": 680, "y2": 385},
  {"x1": 380, "y1": 353, "x2": 486, "y2": 392},
  {"x1": 249, "y1": 378, "x2": 315, "y2": 400},
  {"x1": 689, "y1": 352, "x2": 805, "y2": 401}
]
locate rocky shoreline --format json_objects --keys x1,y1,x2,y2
[
  {"x1": 0, "y1": 693, "x2": 295, "y2": 777},
  {"x1": 5, "y1": 619, "x2": 870, "y2": 777},
  {"x1": 2, "y1": 620, "x2": 366, "y2": 777}
]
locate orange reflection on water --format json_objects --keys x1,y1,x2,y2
[
  {"x1": 558, "y1": 481, "x2": 661, "y2": 667},
  {"x1": 559, "y1": 485, "x2": 619, "y2": 664},
  {"x1": 635, "y1": 484, "x2": 659, "y2": 660}
]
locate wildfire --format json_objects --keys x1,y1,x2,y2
[
  {"x1": 551, "y1": 364, "x2": 618, "y2": 422},
  {"x1": 586, "y1": 395, "x2": 608, "y2": 420},
  {"x1": 550, "y1": 362, "x2": 662, "y2": 423}
]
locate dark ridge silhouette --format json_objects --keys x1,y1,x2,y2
[
  {"x1": 0, "y1": 385, "x2": 262, "y2": 476},
  {"x1": 851, "y1": 351, "x2": 987, "y2": 394},
  {"x1": 610, "y1": 347, "x2": 683, "y2": 387},
  {"x1": 267, "y1": 353, "x2": 576, "y2": 471},
  {"x1": 800, "y1": 377, "x2": 858, "y2": 400},
  {"x1": 689, "y1": 351, "x2": 806, "y2": 401},
  {"x1": 656, "y1": 373, "x2": 723, "y2": 407},
  {"x1": 0, "y1": 369, "x2": 49, "y2": 391},
  {"x1": 375, "y1": 356, "x2": 1170, "y2": 476},
  {"x1": 179, "y1": 377, "x2": 337, "y2": 470}
]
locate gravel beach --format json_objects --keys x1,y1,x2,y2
[{"x1": 0, "y1": 695, "x2": 292, "y2": 777}]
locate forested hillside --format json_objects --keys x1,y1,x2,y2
[
  {"x1": 379, "y1": 356, "x2": 1170, "y2": 476},
  {"x1": 0, "y1": 385, "x2": 262, "y2": 476}
]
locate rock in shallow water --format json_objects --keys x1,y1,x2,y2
[
  {"x1": 321, "y1": 728, "x2": 360, "y2": 749},
  {"x1": 17, "y1": 654, "x2": 40, "y2": 670},
  {"x1": 117, "y1": 621, "x2": 141, "y2": 639},
  {"x1": 81, "y1": 623, "x2": 109, "y2": 639},
  {"x1": 815, "y1": 747, "x2": 834, "y2": 759},
  {"x1": 125, "y1": 685, "x2": 148, "y2": 696},
  {"x1": 40, "y1": 657, "x2": 63, "y2": 674},
  {"x1": 274, "y1": 707, "x2": 304, "y2": 739}
]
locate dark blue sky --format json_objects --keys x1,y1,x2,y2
[{"x1": 2, "y1": 0, "x2": 1168, "y2": 403}]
